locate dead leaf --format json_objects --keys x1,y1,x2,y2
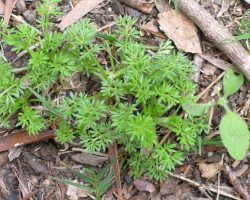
[
  {"x1": 118, "y1": 0, "x2": 155, "y2": 14},
  {"x1": 158, "y1": 10, "x2": 202, "y2": 54},
  {"x1": 160, "y1": 177, "x2": 178, "y2": 195},
  {"x1": 0, "y1": 0, "x2": 5, "y2": 14},
  {"x1": 71, "y1": 152, "x2": 109, "y2": 166},
  {"x1": 66, "y1": 180, "x2": 89, "y2": 200},
  {"x1": 154, "y1": 0, "x2": 172, "y2": 12},
  {"x1": 141, "y1": 20, "x2": 166, "y2": 39},
  {"x1": 134, "y1": 180, "x2": 156, "y2": 193},
  {"x1": 4, "y1": 0, "x2": 17, "y2": 25},
  {"x1": 58, "y1": 0, "x2": 105, "y2": 30},
  {"x1": 198, "y1": 156, "x2": 224, "y2": 179},
  {"x1": 8, "y1": 146, "x2": 23, "y2": 161}
]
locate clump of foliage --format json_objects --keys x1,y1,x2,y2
[
  {"x1": 0, "y1": 0, "x2": 208, "y2": 180},
  {"x1": 183, "y1": 69, "x2": 250, "y2": 160},
  {"x1": 234, "y1": 10, "x2": 250, "y2": 47}
]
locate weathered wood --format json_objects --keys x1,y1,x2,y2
[{"x1": 178, "y1": 0, "x2": 250, "y2": 81}]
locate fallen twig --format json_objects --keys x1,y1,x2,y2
[
  {"x1": 0, "y1": 130, "x2": 55, "y2": 152},
  {"x1": 178, "y1": 0, "x2": 250, "y2": 81},
  {"x1": 169, "y1": 172, "x2": 242, "y2": 200},
  {"x1": 225, "y1": 165, "x2": 250, "y2": 200}
]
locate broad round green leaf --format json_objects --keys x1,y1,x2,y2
[
  {"x1": 219, "y1": 111, "x2": 250, "y2": 160},
  {"x1": 223, "y1": 69, "x2": 244, "y2": 98}
]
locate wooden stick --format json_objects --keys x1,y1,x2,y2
[{"x1": 178, "y1": 0, "x2": 250, "y2": 81}]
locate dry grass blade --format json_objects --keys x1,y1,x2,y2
[
  {"x1": 109, "y1": 142, "x2": 123, "y2": 200},
  {"x1": 58, "y1": 0, "x2": 105, "y2": 30}
]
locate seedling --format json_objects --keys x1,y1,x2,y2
[
  {"x1": 50, "y1": 163, "x2": 114, "y2": 200},
  {"x1": 0, "y1": 0, "x2": 208, "y2": 180},
  {"x1": 183, "y1": 69, "x2": 250, "y2": 160}
]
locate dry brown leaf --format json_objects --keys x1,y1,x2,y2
[
  {"x1": 160, "y1": 177, "x2": 178, "y2": 195},
  {"x1": 198, "y1": 156, "x2": 224, "y2": 179},
  {"x1": 154, "y1": 0, "x2": 172, "y2": 12},
  {"x1": 58, "y1": 0, "x2": 105, "y2": 30},
  {"x1": 4, "y1": 0, "x2": 17, "y2": 25},
  {"x1": 158, "y1": 10, "x2": 202, "y2": 54},
  {"x1": 134, "y1": 180, "x2": 156, "y2": 193},
  {"x1": 118, "y1": 0, "x2": 155, "y2": 14},
  {"x1": 71, "y1": 152, "x2": 109, "y2": 166},
  {"x1": 66, "y1": 180, "x2": 89, "y2": 200},
  {"x1": 141, "y1": 20, "x2": 166, "y2": 39}
]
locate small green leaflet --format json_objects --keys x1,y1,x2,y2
[
  {"x1": 234, "y1": 33, "x2": 250, "y2": 41},
  {"x1": 219, "y1": 111, "x2": 250, "y2": 160},
  {"x1": 223, "y1": 69, "x2": 244, "y2": 98},
  {"x1": 182, "y1": 102, "x2": 211, "y2": 116}
]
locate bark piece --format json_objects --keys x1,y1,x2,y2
[
  {"x1": 193, "y1": 54, "x2": 204, "y2": 83},
  {"x1": 178, "y1": 0, "x2": 250, "y2": 81},
  {"x1": 0, "y1": 130, "x2": 55, "y2": 152},
  {"x1": 158, "y1": 10, "x2": 202, "y2": 54},
  {"x1": 58, "y1": 0, "x2": 105, "y2": 30},
  {"x1": 118, "y1": 0, "x2": 154, "y2": 14},
  {"x1": 8, "y1": 146, "x2": 23, "y2": 161},
  {"x1": 23, "y1": 152, "x2": 48, "y2": 174},
  {"x1": 0, "y1": 151, "x2": 9, "y2": 166},
  {"x1": 71, "y1": 152, "x2": 109, "y2": 166}
]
